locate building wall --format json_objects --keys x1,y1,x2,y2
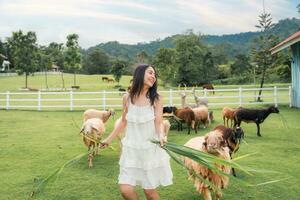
[{"x1": 291, "y1": 43, "x2": 300, "y2": 108}]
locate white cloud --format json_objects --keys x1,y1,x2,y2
[{"x1": 0, "y1": 0, "x2": 298, "y2": 48}]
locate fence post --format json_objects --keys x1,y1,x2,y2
[
  {"x1": 6, "y1": 91, "x2": 10, "y2": 110},
  {"x1": 204, "y1": 88, "x2": 207, "y2": 98},
  {"x1": 274, "y1": 86, "x2": 278, "y2": 107},
  {"x1": 289, "y1": 85, "x2": 292, "y2": 107},
  {"x1": 169, "y1": 89, "x2": 173, "y2": 106},
  {"x1": 102, "y1": 90, "x2": 106, "y2": 110},
  {"x1": 239, "y1": 87, "x2": 242, "y2": 106},
  {"x1": 70, "y1": 90, "x2": 73, "y2": 111},
  {"x1": 38, "y1": 91, "x2": 41, "y2": 111}
]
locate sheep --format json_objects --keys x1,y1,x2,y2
[
  {"x1": 214, "y1": 125, "x2": 244, "y2": 177},
  {"x1": 203, "y1": 83, "x2": 215, "y2": 95},
  {"x1": 192, "y1": 87, "x2": 208, "y2": 106},
  {"x1": 80, "y1": 118, "x2": 105, "y2": 168},
  {"x1": 192, "y1": 106, "x2": 210, "y2": 130},
  {"x1": 233, "y1": 105, "x2": 279, "y2": 137},
  {"x1": 174, "y1": 107, "x2": 196, "y2": 134},
  {"x1": 102, "y1": 76, "x2": 108, "y2": 82},
  {"x1": 163, "y1": 106, "x2": 177, "y2": 114},
  {"x1": 222, "y1": 107, "x2": 237, "y2": 128},
  {"x1": 83, "y1": 109, "x2": 115, "y2": 123},
  {"x1": 184, "y1": 130, "x2": 231, "y2": 200}
]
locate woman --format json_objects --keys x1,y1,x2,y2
[{"x1": 100, "y1": 64, "x2": 173, "y2": 200}]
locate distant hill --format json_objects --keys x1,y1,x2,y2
[{"x1": 85, "y1": 18, "x2": 300, "y2": 60}]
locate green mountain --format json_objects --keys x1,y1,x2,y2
[{"x1": 85, "y1": 18, "x2": 300, "y2": 60}]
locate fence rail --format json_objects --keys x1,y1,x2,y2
[{"x1": 0, "y1": 86, "x2": 292, "y2": 111}]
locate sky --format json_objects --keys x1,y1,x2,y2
[{"x1": 0, "y1": 0, "x2": 299, "y2": 49}]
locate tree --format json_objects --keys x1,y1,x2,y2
[
  {"x1": 46, "y1": 42, "x2": 65, "y2": 88},
  {"x1": 7, "y1": 30, "x2": 38, "y2": 88},
  {"x1": 136, "y1": 51, "x2": 149, "y2": 64},
  {"x1": 37, "y1": 46, "x2": 52, "y2": 88},
  {"x1": 153, "y1": 48, "x2": 176, "y2": 86},
  {"x1": 64, "y1": 34, "x2": 82, "y2": 86},
  {"x1": 111, "y1": 59, "x2": 127, "y2": 86},
  {"x1": 230, "y1": 54, "x2": 252, "y2": 77},
  {"x1": 173, "y1": 31, "x2": 206, "y2": 86},
  {"x1": 251, "y1": 13, "x2": 279, "y2": 101},
  {"x1": 82, "y1": 48, "x2": 111, "y2": 74},
  {"x1": 203, "y1": 52, "x2": 218, "y2": 82}
]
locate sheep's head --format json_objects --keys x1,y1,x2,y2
[
  {"x1": 234, "y1": 126, "x2": 244, "y2": 142},
  {"x1": 268, "y1": 105, "x2": 279, "y2": 114},
  {"x1": 108, "y1": 109, "x2": 116, "y2": 118},
  {"x1": 203, "y1": 131, "x2": 226, "y2": 154}
]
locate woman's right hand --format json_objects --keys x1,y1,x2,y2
[{"x1": 99, "y1": 138, "x2": 110, "y2": 149}]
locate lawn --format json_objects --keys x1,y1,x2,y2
[{"x1": 0, "y1": 106, "x2": 299, "y2": 200}]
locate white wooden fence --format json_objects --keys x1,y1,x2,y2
[{"x1": 0, "y1": 86, "x2": 292, "y2": 111}]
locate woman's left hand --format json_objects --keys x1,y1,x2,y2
[{"x1": 159, "y1": 133, "x2": 167, "y2": 147}]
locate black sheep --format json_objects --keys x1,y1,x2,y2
[
  {"x1": 214, "y1": 125, "x2": 245, "y2": 176},
  {"x1": 233, "y1": 105, "x2": 279, "y2": 137},
  {"x1": 163, "y1": 106, "x2": 177, "y2": 114}
]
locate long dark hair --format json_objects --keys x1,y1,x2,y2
[{"x1": 129, "y1": 64, "x2": 159, "y2": 106}]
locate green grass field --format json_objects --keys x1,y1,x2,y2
[{"x1": 0, "y1": 106, "x2": 299, "y2": 200}]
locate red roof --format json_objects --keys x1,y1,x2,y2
[{"x1": 271, "y1": 30, "x2": 300, "y2": 54}]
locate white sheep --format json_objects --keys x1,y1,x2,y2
[
  {"x1": 184, "y1": 130, "x2": 231, "y2": 200},
  {"x1": 83, "y1": 108, "x2": 115, "y2": 123},
  {"x1": 80, "y1": 118, "x2": 105, "y2": 168},
  {"x1": 192, "y1": 105, "x2": 210, "y2": 130}
]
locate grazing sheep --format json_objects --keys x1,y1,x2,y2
[
  {"x1": 80, "y1": 118, "x2": 105, "y2": 168},
  {"x1": 192, "y1": 106, "x2": 210, "y2": 130},
  {"x1": 234, "y1": 105, "x2": 279, "y2": 137},
  {"x1": 202, "y1": 83, "x2": 215, "y2": 95},
  {"x1": 174, "y1": 108, "x2": 196, "y2": 134},
  {"x1": 102, "y1": 76, "x2": 108, "y2": 82},
  {"x1": 163, "y1": 106, "x2": 177, "y2": 114},
  {"x1": 83, "y1": 109, "x2": 115, "y2": 123},
  {"x1": 184, "y1": 130, "x2": 231, "y2": 200},
  {"x1": 222, "y1": 107, "x2": 237, "y2": 128},
  {"x1": 214, "y1": 125, "x2": 244, "y2": 176},
  {"x1": 107, "y1": 78, "x2": 115, "y2": 83}
]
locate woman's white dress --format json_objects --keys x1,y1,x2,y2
[{"x1": 118, "y1": 101, "x2": 173, "y2": 189}]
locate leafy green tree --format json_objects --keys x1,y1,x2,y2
[
  {"x1": 173, "y1": 31, "x2": 206, "y2": 86},
  {"x1": 136, "y1": 51, "x2": 149, "y2": 63},
  {"x1": 153, "y1": 48, "x2": 176, "y2": 85},
  {"x1": 203, "y1": 52, "x2": 218, "y2": 82},
  {"x1": 7, "y1": 30, "x2": 38, "y2": 88},
  {"x1": 82, "y1": 48, "x2": 110, "y2": 74},
  {"x1": 251, "y1": 13, "x2": 279, "y2": 101},
  {"x1": 46, "y1": 42, "x2": 65, "y2": 88},
  {"x1": 230, "y1": 54, "x2": 252, "y2": 77},
  {"x1": 64, "y1": 34, "x2": 82, "y2": 86},
  {"x1": 37, "y1": 46, "x2": 52, "y2": 88},
  {"x1": 111, "y1": 59, "x2": 127, "y2": 85}
]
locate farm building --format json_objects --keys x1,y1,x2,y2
[{"x1": 271, "y1": 30, "x2": 300, "y2": 108}]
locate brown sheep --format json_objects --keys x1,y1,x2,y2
[
  {"x1": 83, "y1": 109, "x2": 115, "y2": 123},
  {"x1": 222, "y1": 107, "x2": 237, "y2": 127},
  {"x1": 184, "y1": 131, "x2": 231, "y2": 200},
  {"x1": 192, "y1": 106, "x2": 210, "y2": 130},
  {"x1": 80, "y1": 118, "x2": 105, "y2": 168},
  {"x1": 202, "y1": 83, "x2": 215, "y2": 95},
  {"x1": 174, "y1": 108, "x2": 196, "y2": 134}
]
